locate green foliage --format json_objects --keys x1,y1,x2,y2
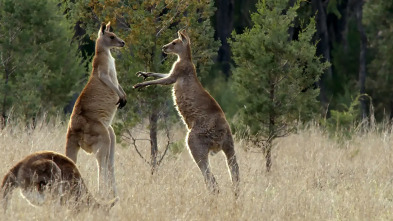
[
  {"x1": 65, "y1": 0, "x2": 219, "y2": 136},
  {"x1": 329, "y1": 18, "x2": 360, "y2": 111},
  {"x1": 0, "y1": 0, "x2": 85, "y2": 122},
  {"x1": 327, "y1": 0, "x2": 342, "y2": 19},
  {"x1": 321, "y1": 94, "x2": 375, "y2": 142},
  {"x1": 229, "y1": 0, "x2": 329, "y2": 143},
  {"x1": 168, "y1": 140, "x2": 185, "y2": 156},
  {"x1": 322, "y1": 95, "x2": 362, "y2": 141},
  {"x1": 204, "y1": 73, "x2": 239, "y2": 119},
  {"x1": 363, "y1": 1, "x2": 393, "y2": 120}
]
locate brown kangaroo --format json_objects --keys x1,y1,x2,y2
[
  {"x1": 65, "y1": 22, "x2": 126, "y2": 199},
  {"x1": 1, "y1": 151, "x2": 118, "y2": 212},
  {"x1": 134, "y1": 30, "x2": 240, "y2": 195}
]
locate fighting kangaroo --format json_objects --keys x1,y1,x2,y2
[
  {"x1": 65, "y1": 22, "x2": 126, "y2": 199},
  {"x1": 1, "y1": 151, "x2": 118, "y2": 212},
  {"x1": 134, "y1": 30, "x2": 240, "y2": 195}
]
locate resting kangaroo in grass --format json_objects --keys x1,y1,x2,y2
[
  {"x1": 1, "y1": 151, "x2": 118, "y2": 212},
  {"x1": 66, "y1": 22, "x2": 126, "y2": 199},
  {"x1": 134, "y1": 30, "x2": 240, "y2": 195}
]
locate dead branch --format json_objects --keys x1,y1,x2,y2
[
  {"x1": 157, "y1": 116, "x2": 171, "y2": 166},
  {"x1": 124, "y1": 130, "x2": 150, "y2": 165}
]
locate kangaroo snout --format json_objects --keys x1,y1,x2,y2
[
  {"x1": 120, "y1": 41, "x2": 125, "y2": 47},
  {"x1": 162, "y1": 45, "x2": 168, "y2": 52}
]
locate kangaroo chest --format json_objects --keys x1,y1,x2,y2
[
  {"x1": 107, "y1": 55, "x2": 119, "y2": 87},
  {"x1": 173, "y1": 78, "x2": 199, "y2": 127}
]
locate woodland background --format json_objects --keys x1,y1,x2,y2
[{"x1": 1, "y1": 0, "x2": 393, "y2": 220}]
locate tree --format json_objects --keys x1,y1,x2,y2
[
  {"x1": 363, "y1": 1, "x2": 393, "y2": 120},
  {"x1": 229, "y1": 0, "x2": 329, "y2": 172},
  {"x1": 0, "y1": 0, "x2": 85, "y2": 126},
  {"x1": 354, "y1": 0, "x2": 367, "y2": 121},
  {"x1": 312, "y1": 0, "x2": 333, "y2": 114},
  {"x1": 65, "y1": 0, "x2": 219, "y2": 173}
]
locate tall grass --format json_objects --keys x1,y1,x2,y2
[{"x1": 1, "y1": 119, "x2": 393, "y2": 220}]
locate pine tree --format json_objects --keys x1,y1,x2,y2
[
  {"x1": 65, "y1": 0, "x2": 219, "y2": 173},
  {"x1": 229, "y1": 0, "x2": 329, "y2": 172},
  {"x1": 0, "y1": 0, "x2": 85, "y2": 126}
]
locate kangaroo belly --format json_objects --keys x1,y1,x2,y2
[
  {"x1": 173, "y1": 87, "x2": 222, "y2": 130},
  {"x1": 79, "y1": 79, "x2": 118, "y2": 125},
  {"x1": 172, "y1": 91, "x2": 197, "y2": 129}
]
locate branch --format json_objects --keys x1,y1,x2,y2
[
  {"x1": 156, "y1": 0, "x2": 188, "y2": 37},
  {"x1": 124, "y1": 130, "x2": 150, "y2": 166},
  {"x1": 157, "y1": 116, "x2": 171, "y2": 165},
  {"x1": 8, "y1": 28, "x2": 21, "y2": 43},
  {"x1": 0, "y1": 51, "x2": 13, "y2": 67},
  {"x1": 274, "y1": 75, "x2": 287, "y2": 85}
]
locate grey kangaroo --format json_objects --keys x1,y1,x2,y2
[{"x1": 134, "y1": 30, "x2": 240, "y2": 195}]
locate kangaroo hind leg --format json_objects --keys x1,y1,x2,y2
[
  {"x1": 187, "y1": 131, "x2": 219, "y2": 194},
  {"x1": 90, "y1": 122, "x2": 116, "y2": 199},
  {"x1": 107, "y1": 126, "x2": 117, "y2": 197},
  {"x1": 222, "y1": 137, "x2": 240, "y2": 197},
  {"x1": 65, "y1": 131, "x2": 81, "y2": 163}
]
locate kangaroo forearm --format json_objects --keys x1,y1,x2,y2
[
  {"x1": 99, "y1": 74, "x2": 123, "y2": 97},
  {"x1": 145, "y1": 76, "x2": 176, "y2": 86},
  {"x1": 148, "y1": 72, "x2": 169, "y2": 79},
  {"x1": 118, "y1": 84, "x2": 126, "y2": 97},
  {"x1": 134, "y1": 76, "x2": 176, "y2": 89},
  {"x1": 136, "y1": 71, "x2": 168, "y2": 79}
]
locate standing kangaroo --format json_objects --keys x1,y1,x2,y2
[
  {"x1": 1, "y1": 151, "x2": 118, "y2": 212},
  {"x1": 65, "y1": 22, "x2": 126, "y2": 199},
  {"x1": 134, "y1": 30, "x2": 240, "y2": 195}
]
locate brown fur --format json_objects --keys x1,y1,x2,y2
[
  {"x1": 65, "y1": 22, "x2": 126, "y2": 199},
  {"x1": 1, "y1": 151, "x2": 118, "y2": 212},
  {"x1": 134, "y1": 30, "x2": 240, "y2": 195}
]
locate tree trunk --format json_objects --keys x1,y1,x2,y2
[
  {"x1": 149, "y1": 110, "x2": 158, "y2": 174},
  {"x1": 215, "y1": 0, "x2": 234, "y2": 77},
  {"x1": 355, "y1": 0, "x2": 367, "y2": 120},
  {"x1": 338, "y1": 0, "x2": 351, "y2": 51},
  {"x1": 389, "y1": 101, "x2": 393, "y2": 123},
  {"x1": 1, "y1": 52, "x2": 11, "y2": 129},
  {"x1": 266, "y1": 79, "x2": 275, "y2": 172},
  {"x1": 265, "y1": 140, "x2": 272, "y2": 172},
  {"x1": 312, "y1": 0, "x2": 332, "y2": 116}
]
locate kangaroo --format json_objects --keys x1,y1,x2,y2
[
  {"x1": 1, "y1": 151, "x2": 118, "y2": 212},
  {"x1": 65, "y1": 22, "x2": 126, "y2": 199},
  {"x1": 134, "y1": 30, "x2": 240, "y2": 195}
]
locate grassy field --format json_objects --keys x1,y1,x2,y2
[{"x1": 1, "y1": 120, "x2": 393, "y2": 220}]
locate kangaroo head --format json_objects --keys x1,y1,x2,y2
[
  {"x1": 97, "y1": 22, "x2": 125, "y2": 49},
  {"x1": 162, "y1": 30, "x2": 190, "y2": 57},
  {"x1": 30, "y1": 160, "x2": 62, "y2": 194}
]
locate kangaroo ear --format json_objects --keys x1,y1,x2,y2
[
  {"x1": 100, "y1": 22, "x2": 106, "y2": 36},
  {"x1": 105, "y1": 22, "x2": 111, "y2": 32},
  {"x1": 178, "y1": 30, "x2": 188, "y2": 44}
]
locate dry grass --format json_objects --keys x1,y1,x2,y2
[{"x1": 1, "y1": 120, "x2": 393, "y2": 220}]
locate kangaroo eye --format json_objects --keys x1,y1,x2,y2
[
  {"x1": 110, "y1": 36, "x2": 115, "y2": 39},
  {"x1": 37, "y1": 181, "x2": 47, "y2": 191},
  {"x1": 172, "y1": 42, "x2": 176, "y2": 45}
]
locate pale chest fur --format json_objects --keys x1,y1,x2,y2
[
  {"x1": 107, "y1": 54, "x2": 119, "y2": 87},
  {"x1": 172, "y1": 77, "x2": 199, "y2": 129}
]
